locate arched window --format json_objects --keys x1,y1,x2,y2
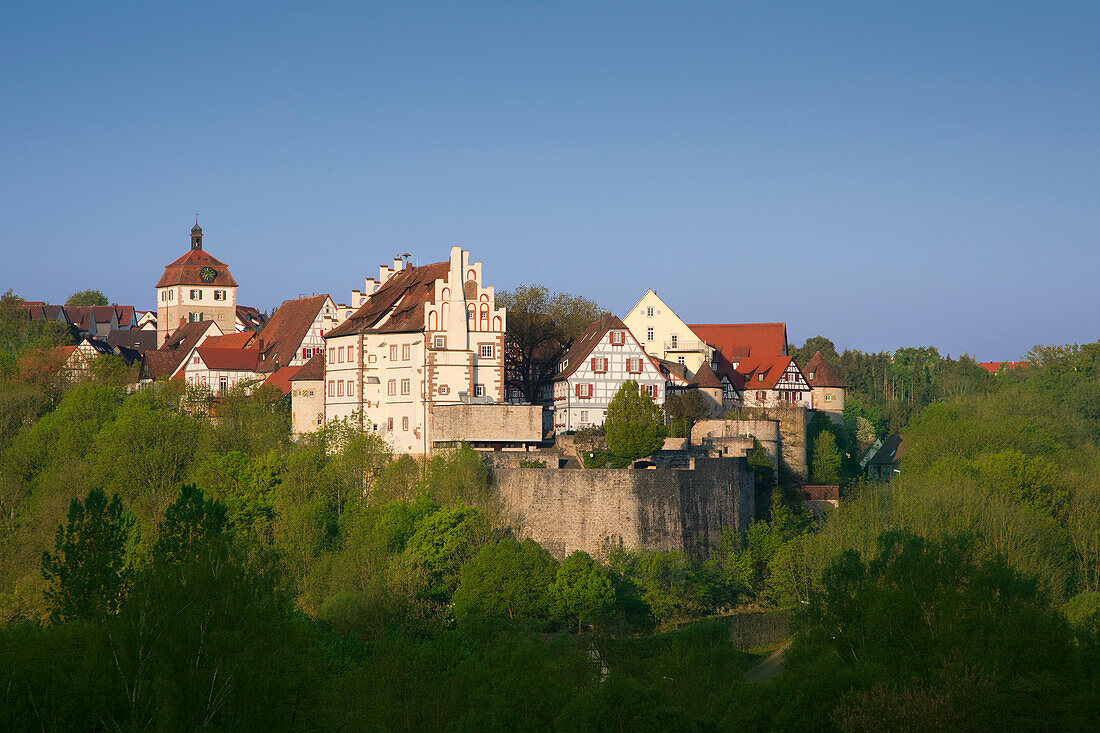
[
  {"x1": 492, "y1": 315, "x2": 502, "y2": 331},
  {"x1": 467, "y1": 303, "x2": 476, "y2": 327},
  {"x1": 427, "y1": 310, "x2": 437, "y2": 331},
  {"x1": 441, "y1": 287, "x2": 450, "y2": 301},
  {"x1": 467, "y1": 269, "x2": 476, "y2": 281}
]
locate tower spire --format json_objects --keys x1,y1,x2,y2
[{"x1": 190, "y1": 219, "x2": 203, "y2": 250}]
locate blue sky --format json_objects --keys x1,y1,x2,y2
[{"x1": 2, "y1": 2, "x2": 1097, "y2": 360}]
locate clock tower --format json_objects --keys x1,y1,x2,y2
[{"x1": 155, "y1": 222, "x2": 239, "y2": 346}]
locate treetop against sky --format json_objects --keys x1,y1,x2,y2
[{"x1": 2, "y1": 2, "x2": 1097, "y2": 359}]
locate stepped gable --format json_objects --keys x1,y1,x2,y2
[
  {"x1": 326, "y1": 261, "x2": 450, "y2": 338},
  {"x1": 156, "y1": 249, "x2": 238, "y2": 288},
  {"x1": 254, "y1": 295, "x2": 329, "y2": 373},
  {"x1": 290, "y1": 351, "x2": 325, "y2": 381},
  {"x1": 141, "y1": 321, "x2": 216, "y2": 379},
  {"x1": 688, "y1": 361, "x2": 723, "y2": 389},
  {"x1": 803, "y1": 351, "x2": 845, "y2": 388}
]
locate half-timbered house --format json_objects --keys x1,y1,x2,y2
[
  {"x1": 552, "y1": 315, "x2": 666, "y2": 432},
  {"x1": 736, "y1": 355, "x2": 812, "y2": 409}
]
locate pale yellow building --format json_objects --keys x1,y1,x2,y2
[{"x1": 622, "y1": 289, "x2": 712, "y2": 372}]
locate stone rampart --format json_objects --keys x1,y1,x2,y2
[
  {"x1": 432, "y1": 403, "x2": 543, "y2": 445},
  {"x1": 692, "y1": 419, "x2": 780, "y2": 473},
  {"x1": 493, "y1": 457, "x2": 753, "y2": 560}
]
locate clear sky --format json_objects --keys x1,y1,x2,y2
[{"x1": 2, "y1": 2, "x2": 1097, "y2": 360}]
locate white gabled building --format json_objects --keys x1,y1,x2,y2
[
  {"x1": 322, "y1": 246, "x2": 507, "y2": 455},
  {"x1": 552, "y1": 315, "x2": 666, "y2": 433}
]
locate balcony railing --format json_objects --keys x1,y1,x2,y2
[{"x1": 663, "y1": 339, "x2": 711, "y2": 354}]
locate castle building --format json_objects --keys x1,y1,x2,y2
[
  {"x1": 155, "y1": 224, "x2": 238, "y2": 346},
  {"x1": 322, "y1": 246, "x2": 507, "y2": 454}
]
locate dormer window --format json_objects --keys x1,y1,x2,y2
[
  {"x1": 758, "y1": 374, "x2": 764, "y2": 382},
  {"x1": 808, "y1": 371, "x2": 815, "y2": 380}
]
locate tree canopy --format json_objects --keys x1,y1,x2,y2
[
  {"x1": 604, "y1": 381, "x2": 666, "y2": 467},
  {"x1": 496, "y1": 285, "x2": 604, "y2": 403},
  {"x1": 65, "y1": 290, "x2": 109, "y2": 307}
]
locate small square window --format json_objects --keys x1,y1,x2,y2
[
  {"x1": 646, "y1": 307, "x2": 654, "y2": 317},
  {"x1": 480, "y1": 344, "x2": 494, "y2": 358},
  {"x1": 475, "y1": 384, "x2": 485, "y2": 397},
  {"x1": 435, "y1": 336, "x2": 446, "y2": 349}
]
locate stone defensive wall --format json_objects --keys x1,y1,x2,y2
[
  {"x1": 691, "y1": 406, "x2": 810, "y2": 481},
  {"x1": 492, "y1": 456, "x2": 753, "y2": 560},
  {"x1": 432, "y1": 403, "x2": 544, "y2": 447}
]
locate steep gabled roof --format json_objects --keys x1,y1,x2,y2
[
  {"x1": 142, "y1": 321, "x2": 219, "y2": 380},
  {"x1": 114, "y1": 305, "x2": 135, "y2": 328},
  {"x1": 688, "y1": 323, "x2": 788, "y2": 360},
  {"x1": 325, "y1": 262, "x2": 450, "y2": 338},
  {"x1": 156, "y1": 249, "x2": 238, "y2": 288},
  {"x1": 236, "y1": 305, "x2": 266, "y2": 330},
  {"x1": 553, "y1": 315, "x2": 663, "y2": 381},
  {"x1": 290, "y1": 351, "x2": 325, "y2": 381},
  {"x1": 803, "y1": 351, "x2": 845, "y2": 388},
  {"x1": 737, "y1": 355, "x2": 803, "y2": 391},
  {"x1": 24, "y1": 304, "x2": 69, "y2": 323},
  {"x1": 254, "y1": 295, "x2": 330, "y2": 373},
  {"x1": 868, "y1": 434, "x2": 905, "y2": 466}
]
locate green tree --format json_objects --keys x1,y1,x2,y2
[
  {"x1": 604, "y1": 381, "x2": 666, "y2": 467},
  {"x1": 65, "y1": 289, "x2": 109, "y2": 307},
  {"x1": 496, "y1": 285, "x2": 605, "y2": 404},
  {"x1": 555, "y1": 550, "x2": 615, "y2": 632},
  {"x1": 663, "y1": 390, "x2": 707, "y2": 439},
  {"x1": 811, "y1": 430, "x2": 842, "y2": 484},
  {"x1": 452, "y1": 538, "x2": 558, "y2": 623},
  {"x1": 405, "y1": 503, "x2": 486, "y2": 601},
  {"x1": 41, "y1": 489, "x2": 134, "y2": 621}
]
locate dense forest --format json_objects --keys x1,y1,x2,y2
[{"x1": 1, "y1": 294, "x2": 1099, "y2": 728}]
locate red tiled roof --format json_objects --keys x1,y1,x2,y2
[
  {"x1": 142, "y1": 321, "x2": 219, "y2": 379},
  {"x1": 737, "y1": 355, "x2": 801, "y2": 390},
  {"x1": 263, "y1": 365, "x2": 301, "y2": 395},
  {"x1": 978, "y1": 361, "x2": 1027, "y2": 374},
  {"x1": 156, "y1": 249, "x2": 238, "y2": 288},
  {"x1": 803, "y1": 351, "x2": 845, "y2": 388},
  {"x1": 326, "y1": 262, "x2": 450, "y2": 338},
  {"x1": 114, "y1": 305, "x2": 135, "y2": 327},
  {"x1": 688, "y1": 323, "x2": 788, "y2": 360},
  {"x1": 254, "y1": 295, "x2": 330, "y2": 373},
  {"x1": 553, "y1": 315, "x2": 663, "y2": 381},
  {"x1": 290, "y1": 351, "x2": 325, "y2": 381},
  {"x1": 196, "y1": 346, "x2": 260, "y2": 371},
  {"x1": 202, "y1": 332, "x2": 258, "y2": 349}
]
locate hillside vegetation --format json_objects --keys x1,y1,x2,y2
[{"x1": 0, "y1": 340, "x2": 1098, "y2": 729}]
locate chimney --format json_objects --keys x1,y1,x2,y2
[{"x1": 393, "y1": 257, "x2": 404, "y2": 272}]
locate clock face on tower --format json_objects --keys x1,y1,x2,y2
[{"x1": 199, "y1": 267, "x2": 216, "y2": 283}]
